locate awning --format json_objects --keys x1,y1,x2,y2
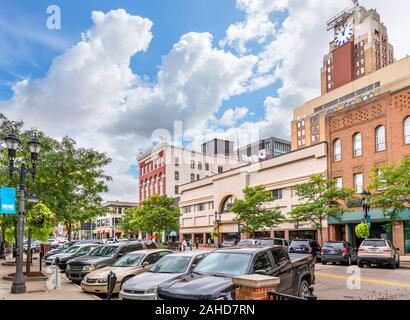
[
  {"x1": 169, "y1": 231, "x2": 177, "y2": 237},
  {"x1": 328, "y1": 208, "x2": 410, "y2": 225}
]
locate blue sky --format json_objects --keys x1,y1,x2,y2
[{"x1": 0, "y1": 0, "x2": 284, "y2": 122}]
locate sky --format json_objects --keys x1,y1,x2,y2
[{"x1": 0, "y1": 0, "x2": 410, "y2": 202}]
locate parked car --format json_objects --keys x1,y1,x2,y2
[
  {"x1": 289, "y1": 239, "x2": 321, "y2": 261},
  {"x1": 120, "y1": 251, "x2": 208, "y2": 300},
  {"x1": 44, "y1": 239, "x2": 101, "y2": 260},
  {"x1": 357, "y1": 238, "x2": 400, "y2": 269},
  {"x1": 23, "y1": 239, "x2": 41, "y2": 253},
  {"x1": 256, "y1": 237, "x2": 290, "y2": 248},
  {"x1": 47, "y1": 244, "x2": 100, "y2": 270},
  {"x1": 157, "y1": 245, "x2": 316, "y2": 300},
  {"x1": 221, "y1": 240, "x2": 238, "y2": 247},
  {"x1": 321, "y1": 241, "x2": 357, "y2": 266},
  {"x1": 237, "y1": 239, "x2": 258, "y2": 247},
  {"x1": 81, "y1": 249, "x2": 172, "y2": 294},
  {"x1": 66, "y1": 241, "x2": 157, "y2": 283}
]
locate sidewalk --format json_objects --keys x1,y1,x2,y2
[{"x1": 0, "y1": 254, "x2": 100, "y2": 300}]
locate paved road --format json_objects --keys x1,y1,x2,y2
[{"x1": 315, "y1": 263, "x2": 410, "y2": 300}]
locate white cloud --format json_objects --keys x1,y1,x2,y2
[{"x1": 219, "y1": 106, "x2": 249, "y2": 127}]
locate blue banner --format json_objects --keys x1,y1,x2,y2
[{"x1": 0, "y1": 187, "x2": 17, "y2": 214}]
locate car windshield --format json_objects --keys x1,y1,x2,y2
[
  {"x1": 149, "y1": 256, "x2": 191, "y2": 273},
  {"x1": 77, "y1": 246, "x2": 95, "y2": 255},
  {"x1": 290, "y1": 240, "x2": 309, "y2": 248},
  {"x1": 323, "y1": 242, "x2": 344, "y2": 249},
  {"x1": 65, "y1": 246, "x2": 81, "y2": 253},
  {"x1": 361, "y1": 240, "x2": 387, "y2": 247},
  {"x1": 113, "y1": 254, "x2": 144, "y2": 267},
  {"x1": 90, "y1": 246, "x2": 118, "y2": 257},
  {"x1": 60, "y1": 243, "x2": 73, "y2": 251},
  {"x1": 238, "y1": 240, "x2": 254, "y2": 246},
  {"x1": 193, "y1": 252, "x2": 251, "y2": 277},
  {"x1": 259, "y1": 239, "x2": 275, "y2": 245}
]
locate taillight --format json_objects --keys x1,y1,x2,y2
[
  {"x1": 358, "y1": 248, "x2": 364, "y2": 252},
  {"x1": 342, "y1": 248, "x2": 347, "y2": 255},
  {"x1": 383, "y1": 249, "x2": 393, "y2": 252}
]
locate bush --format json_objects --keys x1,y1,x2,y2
[{"x1": 355, "y1": 223, "x2": 370, "y2": 239}]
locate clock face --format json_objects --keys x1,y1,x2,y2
[{"x1": 334, "y1": 22, "x2": 353, "y2": 46}]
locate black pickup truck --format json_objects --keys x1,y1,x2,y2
[{"x1": 158, "y1": 245, "x2": 315, "y2": 300}]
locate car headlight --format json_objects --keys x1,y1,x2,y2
[
  {"x1": 97, "y1": 278, "x2": 107, "y2": 284},
  {"x1": 82, "y1": 265, "x2": 96, "y2": 271},
  {"x1": 146, "y1": 287, "x2": 158, "y2": 294},
  {"x1": 66, "y1": 264, "x2": 70, "y2": 271}
]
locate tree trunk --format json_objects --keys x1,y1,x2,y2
[
  {"x1": 67, "y1": 222, "x2": 72, "y2": 241},
  {"x1": 26, "y1": 229, "x2": 33, "y2": 274},
  {"x1": 318, "y1": 221, "x2": 323, "y2": 246}
]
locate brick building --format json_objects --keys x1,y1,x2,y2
[{"x1": 325, "y1": 86, "x2": 410, "y2": 254}]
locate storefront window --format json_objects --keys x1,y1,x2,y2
[{"x1": 405, "y1": 221, "x2": 410, "y2": 254}]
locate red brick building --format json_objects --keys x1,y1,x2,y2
[{"x1": 325, "y1": 86, "x2": 410, "y2": 254}]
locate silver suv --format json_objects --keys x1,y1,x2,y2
[{"x1": 357, "y1": 239, "x2": 400, "y2": 269}]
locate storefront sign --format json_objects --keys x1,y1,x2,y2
[{"x1": 0, "y1": 187, "x2": 16, "y2": 214}]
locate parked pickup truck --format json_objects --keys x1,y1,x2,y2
[{"x1": 157, "y1": 245, "x2": 315, "y2": 300}]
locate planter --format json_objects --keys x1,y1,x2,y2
[{"x1": 3, "y1": 272, "x2": 48, "y2": 282}]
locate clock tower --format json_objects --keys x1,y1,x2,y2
[{"x1": 321, "y1": 1, "x2": 395, "y2": 94}]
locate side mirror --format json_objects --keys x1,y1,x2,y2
[
  {"x1": 254, "y1": 270, "x2": 267, "y2": 276},
  {"x1": 142, "y1": 261, "x2": 150, "y2": 267}
]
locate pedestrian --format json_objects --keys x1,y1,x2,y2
[
  {"x1": 207, "y1": 238, "x2": 211, "y2": 248},
  {"x1": 182, "y1": 239, "x2": 187, "y2": 251},
  {"x1": 195, "y1": 238, "x2": 199, "y2": 250},
  {"x1": 189, "y1": 241, "x2": 193, "y2": 251}
]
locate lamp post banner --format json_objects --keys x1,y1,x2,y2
[{"x1": 0, "y1": 187, "x2": 16, "y2": 214}]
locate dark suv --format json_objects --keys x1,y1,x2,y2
[
  {"x1": 66, "y1": 241, "x2": 157, "y2": 282},
  {"x1": 321, "y1": 241, "x2": 357, "y2": 266},
  {"x1": 289, "y1": 239, "x2": 321, "y2": 261}
]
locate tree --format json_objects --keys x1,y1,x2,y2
[
  {"x1": 129, "y1": 195, "x2": 180, "y2": 242},
  {"x1": 119, "y1": 208, "x2": 139, "y2": 238},
  {"x1": 37, "y1": 137, "x2": 112, "y2": 240},
  {"x1": 290, "y1": 174, "x2": 354, "y2": 245},
  {"x1": 26, "y1": 203, "x2": 55, "y2": 273},
  {"x1": 230, "y1": 186, "x2": 284, "y2": 238},
  {"x1": 369, "y1": 155, "x2": 410, "y2": 222}
]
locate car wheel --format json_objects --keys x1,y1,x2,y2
[
  {"x1": 321, "y1": 260, "x2": 327, "y2": 265},
  {"x1": 298, "y1": 280, "x2": 310, "y2": 298},
  {"x1": 120, "y1": 276, "x2": 133, "y2": 290},
  {"x1": 358, "y1": 261, "x2": 364, "y2": 268},
  {"x1": 390, "y1": 259, "x2": 396, "y2": 269}
]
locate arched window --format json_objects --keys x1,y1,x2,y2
[
  {"x1": 221, "y1": 196, "x2": 235, "y2": 213},
  {"x1": 159, "y1": 173, "x2": 163, "y2": 195},
  {"x1": 404, "y1": 117, "x2": 410, "y2": 144},
  {"x1": 333, "y1": 138, "x2": 342, "y2": 161},
  {"x1": 353, "y1": 133, "x2": 362, "y2": 157},
  {"x1": 375, "y1": 125, "x2": 386, "y2": 151},
  {"x1": 153, "y1": 175, "x2": 157, "y2": 194}
]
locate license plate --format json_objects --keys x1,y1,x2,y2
[{"x1": 330, "y1": 250, "x2": 337, "y2": 254}]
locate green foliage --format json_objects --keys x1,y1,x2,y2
[
  {"x1": 119, "y1": 207, "x2": 138, "y2": 237},
  {"x1": 369, "y1": 156, "x2": 410, "y2": 221},
  {"x1": 126, "y1": 195, "x2": 180, "y2": 239},
  {"x1": 355, "y1": 223, "x2": 370, "y2": 239},
  {"x1": 26, "y1": 203, "x2": 55, "y2": 241},
  {"x1": 230, "y1": 186, "x2": 284, "y2": 238},
  {"x1": 290, "y1": 174, "x2": 354, "y2": 244},
  {"x1": 210, "y1": 228, "x2": 218, "y2": 241}
]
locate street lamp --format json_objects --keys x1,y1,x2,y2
[
  {"x1": 5, "y1": 131, "x2": 41, "y2": 294},
  {"x1": 361, "y1": 189, "x2": 371, "y2": 222}
]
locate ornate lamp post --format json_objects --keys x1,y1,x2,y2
[
  {"x1": 5, "y1": 131, "x2": 41, "y2": 294},
  {"x1": 361, "y1": 189, "x2": 371, "y2": 222},
  {"x1": 214, "y1": 211, "x2": 222, "y2": 246}
]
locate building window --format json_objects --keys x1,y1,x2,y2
[
  {"x1": 198, "y1": 162, "x2": 202, "y2": 170},
  {"x1": 353, "y1": 133, "x2": 362, "y2": 157},
  {"x1": 404, "y1": 117, "x2": 410, "y2": 144},
  {"x1": 159, "y1": 174, "x2": 163, "y2": 195},
  {"x1": 175, "y1": 185, "x2": 179, "y2": 194},
  {"x1": 190, "y1": 160, "x2": 195, "y2": 169},
  {"x1": 190, "y1": 173, "x2": 195, "y2": 182},
  {"x1": 218, "y1": 166, "x2": 223, "y2": 173},
  {"x1": 333, "y1": 138, "x2": 342, "y2": 161},
  {"x1": 175, "y1": 171, "x2": 179, "y2": 181},
  {"x1": 205, "y1": 163, "x2": 210, "y2": 171},
  {"x1": 175, "y1": 157, "x2": 179, "y2": 166},
  {"x1": 353, "y1": 173, "x2": 364, "y2": 194},
  {"x1": 272, "y1": 189, "x2": 283, "y2": 200},
  {"x1": 221, "y1": 196, "x2": 235, "y2": 213},
  {"x1": 335, "y1": 177, "x2": 343, "y2": 189},
  {"x1": 375, "y1": 125, "x2": 386, "y2": 151},
  {"x1": 197, "y1": 203, "x2": 205, "y2": 211},
  {"x1": 196, "y1": 174, "x2": 200, "y2": 181}
]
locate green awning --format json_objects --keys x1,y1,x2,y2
[{"x1": 328, "y1": 208, "x2": 410, "y2": 225}]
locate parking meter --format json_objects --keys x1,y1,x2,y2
[{"x1": 106, "y1": 271, "x2": 117, "y2": 300}]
